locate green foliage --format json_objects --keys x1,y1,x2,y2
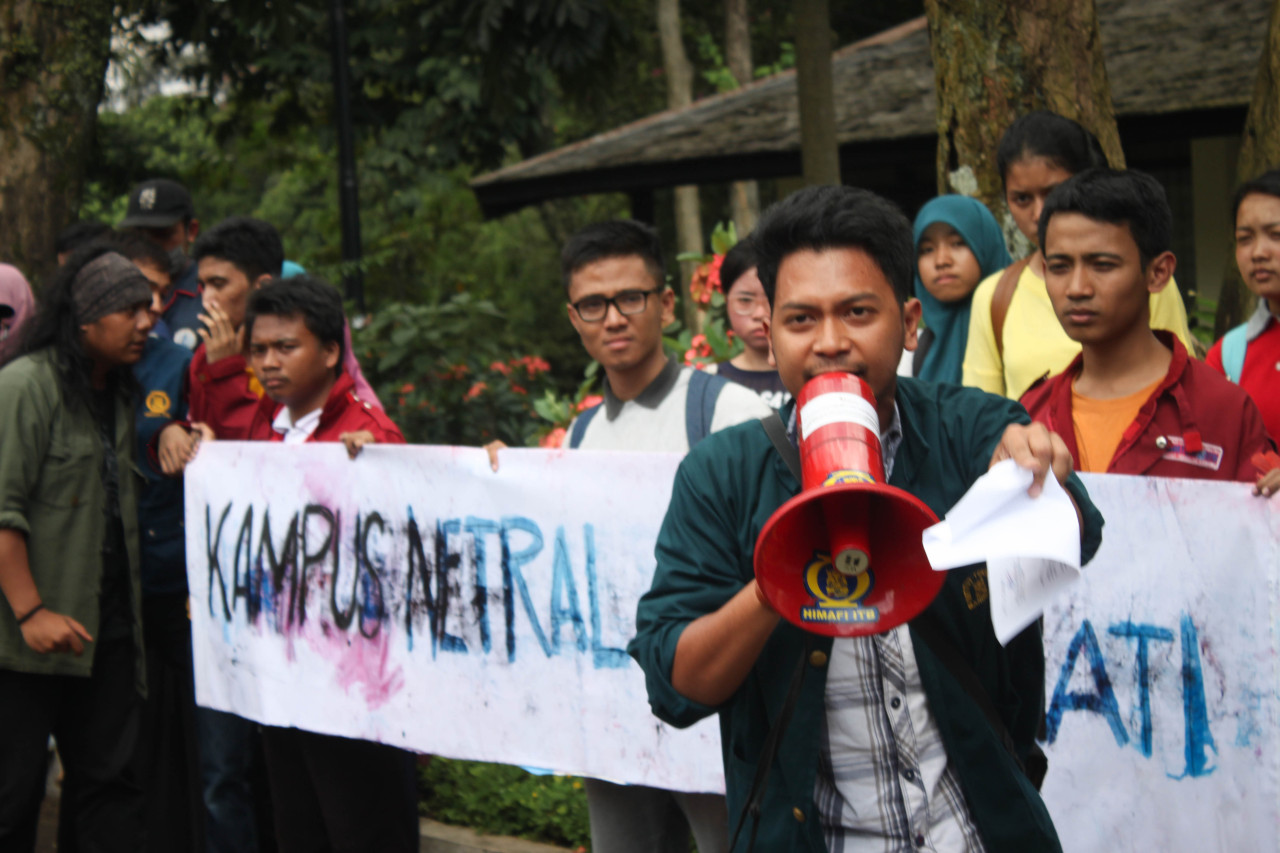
[
  {"x1": 755, "y1": 42, "x2": 796, "y2": 78},
  {"x1": 419, "y1": 758, "x2": 590, "y2": 849},
  {"x1": 1189, "y1": 293, "x2": 1219, "y2": 347},
  {"x1": 351, "y1": 295, "x2": 562, "y2": 446},
  {"x1": 665, "y1": 295, "x2": 744, "y2": 369},
  {"x1": 695, "y1": 34, "x2": 739, "y2": 94}
]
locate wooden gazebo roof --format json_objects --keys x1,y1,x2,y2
[{"x1": 472, "y1": 0, "x2": 1269, "y2": 218}]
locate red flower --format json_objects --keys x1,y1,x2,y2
[
  {"x1": 511, "y1": 384, "x2": 527, "y2": 395},
  {"x1": 399, "y1": 382, "x2": 415, "y2": 394},
  {"x1": 706, "y1": 253, "x2": 724, "y2": 293},
  {"x1": 465, "y1": 381, "x2": 488, "y2": 400},
  {"x1": 518, "y1": 355, "x2": 551, "y2": 376},
  {"x1": 688, "y1": 255, "x2": 726, "y2": 306},
  {"x1": 540, "y1": 427, "x2": 567, "y2": 448},
  {"x1": 490, "y1": 361, "x2": 511, "y2": 376},
  {"x1": 575, "y1": 394, "x2": 604, "y2": 413}
]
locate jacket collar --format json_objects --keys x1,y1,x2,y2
[
  {"x1": 1245, "y1": 298, "x2": 1277, "y2": 342},
  {"x1": 257, "y1": 371, "x2": 358, "y2": 440},
  {"x1": 1047, "y1": 330, "x2": 1202, "y2": 464},
  {"x1": 602, "y1": 355, "x2": 680, "y2": 420},
  {"x1": 889, "y1": 379, "x2": 930, "y2": 489}
]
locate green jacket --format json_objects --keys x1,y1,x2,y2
[
  {"x1": 0, "y1": 350, "x2": 146, "y2": 693},
  {"x1": 630, "y1": 378, "x2": 1104, "y2": 853}
]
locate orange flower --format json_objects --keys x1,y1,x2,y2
[
  {"x1": 465, "y1": 381, "x2": 488, "y2": 400},
  {"x1": 540, "y1": 427, "x2": 567, "y2": 448}
]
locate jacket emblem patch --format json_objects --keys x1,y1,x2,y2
[
  {"x1": 144, "y1": 390, "x2": 172, "y2": 418},
  {"x1": 963, "y1": 568, "x2": 989, "y2": 610},
  {"x1": 1160, "y1": 436, "x2": 1223, "y2": 471}
]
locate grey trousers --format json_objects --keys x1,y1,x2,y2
[{"x1": 585, "y1": 777, "x2": 729, "y2": 853}]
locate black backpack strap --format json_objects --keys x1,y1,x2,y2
[
  {"x1": 728, "y1": 636, "x2": 814, "y2": 852},
  {"x1": 759, "y1": 413, "x2": 800, "y2": 482},
  {"x1": 910, "y1": 608, "x2": 1046, "y2": 789},
  {"x1": 685, "y1": 369, "x2": 729, "y2": 448},
  {"x1": 567, "y1": 404, "x2": 601, "y2": 449}
]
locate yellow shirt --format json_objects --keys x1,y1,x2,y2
[{"x1": 961, "y1": 264, "x2": 1194, "y2": 399}]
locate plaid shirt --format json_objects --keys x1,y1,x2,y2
[{"x1": 791, "y1": 405, "x2": 985, "y2": 852}]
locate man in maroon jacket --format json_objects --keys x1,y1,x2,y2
[
  {"x1": 185, "y1": 216, "x2": 283, "y2": 440},
  {"x1": 172, "y1": 276, "x2": 418, "y2": 852},
  {"x1": 245, "y1": 275, "x2": 418, "y2": 852},
  {"x1": 1021, "y1": 168, "x2": 1278, "y2": 492}
]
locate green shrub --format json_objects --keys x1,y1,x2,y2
[
  {"x1": 351, "y1": 294, "x2": 561, "y2": 446},
  {"x1": 419, "y1": 758, "x2": 591, "y2": 850}
]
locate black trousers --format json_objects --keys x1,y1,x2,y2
[
  {"x1": 132, "y1": 593, "x2": 204, "y2": 852},
  {"x1": 260, "y1": 726, "x2": 418, "y2": 853},
  {"x1": 0, "y1": 635, "x2": 143, "y2": 853}
]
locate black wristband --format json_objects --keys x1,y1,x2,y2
[{"x1": 16, "y1": 603, "x2": 44, "y2": 626}]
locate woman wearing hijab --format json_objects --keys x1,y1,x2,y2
[
  {"x1": 0, "y1": 264, "x2": 36, "y2": 369},
  {"x1": 904, "y1": 195, "x2": 1011, "y2": 384}
]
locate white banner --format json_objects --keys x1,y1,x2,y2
[
  {"x1": 1041, "y1": 474, "x2": 1280, "y2": 851},
  {"x1": 186, "y1": 446, "x2": 1280, "y2": 850},
  {"x1": 184, "y1": 442, "x2": 720, "y2": 792}
]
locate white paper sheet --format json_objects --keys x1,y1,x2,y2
[{"x1": 922, "y1": 459, "x2": 1081, "y2": 644}]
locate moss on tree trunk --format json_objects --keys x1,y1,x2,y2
[
  {"x1": 0, "y1": 0, "x2": 113, "y2": 286},
  {"x1": 1214, "y1": 0, "x2": 1280, "y2": 337},
  {"x1": 923, "y1": 0, "x2": 1124, "y2": 222}
]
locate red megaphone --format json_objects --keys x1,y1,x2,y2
[{"x1": 754, "y1": 373, "x2": 942, "y2": 637}]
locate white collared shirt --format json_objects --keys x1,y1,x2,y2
[{"x1": 271, "y1": 406, "x2": 322, "y2": 445}]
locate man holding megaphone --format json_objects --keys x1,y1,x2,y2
[{"x1": 630, "y1": 185, "x2": 1104, "y2": 853}]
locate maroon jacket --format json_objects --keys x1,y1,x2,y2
[
  {"x1": 1020, "y1": 332, "x2": 1273, "y2": 481},
  {"x1": 247, "y1": 371, "x2": 404, "y2": 445},
  {"x1": 188, "y1": 345, "x2": 262, "y2": 440}
]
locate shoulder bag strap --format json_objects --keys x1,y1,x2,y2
[
  {"x1": 992, "y1": 256, "x2": 1031, "y2": 361},
  {"x1": 567, "y1": 404, "x2": 600, "y2": 449}
]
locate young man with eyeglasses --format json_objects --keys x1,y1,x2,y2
[
  {"x1": 706, "y1": 238, "x2": 791, "y2": 409},
  {"x1": 490, "y1": 219, "x2": 769, "y2": 852}
]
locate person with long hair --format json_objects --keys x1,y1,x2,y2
[
  {"x1": 962, "y1": 111, "x2": 1194, "y2": 399},
  {"x1": 905, "y1": 195, "x2": 1011, "y2": 384},
  {"x1": 0, "y1": 245, "x2": 154, "y2": 852}
]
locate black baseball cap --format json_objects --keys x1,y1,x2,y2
[{"x1": 119, "y1": 178, "x2": 195, "y2": 229}]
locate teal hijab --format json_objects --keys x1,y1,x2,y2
[{"x1": 912, "y1": 195, "x2": 1011, "y2": 384}]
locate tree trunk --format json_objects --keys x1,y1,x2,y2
[
  {"x1": 795, "y1": 0, "x2": 840, "y2": 187},
  {"x1": 0, "y1": 0, "x2": 113, "y2": 286},
  {"x1": 657, "y1": 0, "x2": 705, "y2": 331},
  {"x1": 923, "y1": 0, "x2": 1124, "y2": 220},
  {"x1": 1213, "y1": 0, "x2": 1280, "y2": 337},
  {"x1": 725, "y1": 0, "x2": 759, "y2": 235}
]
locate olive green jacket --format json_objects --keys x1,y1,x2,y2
[{"x1": 0, "y1": 350, "x2": 145, "y2": 693}]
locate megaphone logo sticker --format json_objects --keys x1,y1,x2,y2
[
  {"x1": 800, "y1": 552, "x2": 879, "y2": 625},
  {"x1": 822, "y1": 469, "x2": 876, "y2": 487}
]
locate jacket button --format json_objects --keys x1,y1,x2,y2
[
  {"x1": 1155, "y1": 436, "x2": 1169, "y2": 449},
  {"x1": 809, "y1": 650, "x2": 828, "y2": 667},
  {"x1": 792, "y1": 807, "x2": 806, "y2": 823}
]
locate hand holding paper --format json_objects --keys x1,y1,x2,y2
[{"x1": 922, "y1": 459, "x2": 1081, "y2": 644}]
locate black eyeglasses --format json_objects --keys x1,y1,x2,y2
[{"x1": 570, "y1": 288, "x2": 660, "y2": 323}]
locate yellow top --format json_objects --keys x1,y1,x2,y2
[{"x1": 961, "y1": 263, "x2": 1194, "y2": 399}]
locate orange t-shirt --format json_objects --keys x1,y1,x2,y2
[{"x1": 1070, "y1": 378, "x2": 1162, "y2": 473}]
